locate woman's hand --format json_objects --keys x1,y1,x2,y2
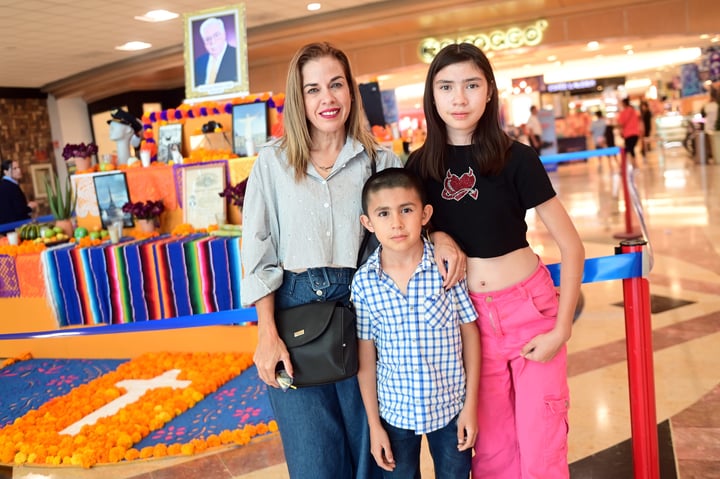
[
  {"x1": 253, "y1": 329, "x2": 292, "y2": 388},
  {"x1": 429, "y1": 231, "x2": 467, "y2": 288},
  {"x1": 253, "y1": 295, "x2": 292, "y2": 388},
  {"x1": 520, "y1": 328, "x2": 568, "y2": 363}
]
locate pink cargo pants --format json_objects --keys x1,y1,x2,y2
[{"x1": 469, "y1": 260, "x2": 569, "y2": 479}]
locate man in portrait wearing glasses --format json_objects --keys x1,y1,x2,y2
[{"x1": 193, "y1": 16, "x2": 238, "y2": 87}]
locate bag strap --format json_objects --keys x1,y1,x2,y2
[{"x1": 356, "y1": 158, "x2": 377, "y2": 267}]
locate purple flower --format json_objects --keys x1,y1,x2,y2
[
  {"x1": 122, "y1": 200, "x2": 165, "y2": 220},
  {"x1": 218, "y1": 179, "x2": 247, "y2": 208},
  {"x1": 62, "y1": 142, "x2": 99, "y2": 161}
]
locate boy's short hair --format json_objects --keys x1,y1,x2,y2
[{"x1": 361, "y1": 167, "x2": 427, "y2": 214}]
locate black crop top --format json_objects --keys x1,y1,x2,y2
[{"x1": 410, "y1": 141, "x2": 556, "y2": 258}]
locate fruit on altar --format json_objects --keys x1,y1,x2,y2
[{"x1": 74, "y1": 227, "x2": 89, "y2": 239}]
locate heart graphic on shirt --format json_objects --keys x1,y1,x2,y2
[{"x1": 441, "y1": 168, "x2": 478, "y2": 201}]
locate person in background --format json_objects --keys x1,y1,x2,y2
[
  {"x1": 352, "y1": 168, "x2": 480, "y2": 478},
  {"x1": 526, "y1": 105, "x2": 543, "y2": 154},
  {"x1": 240, "y1": 41, "x2": 465, "y2": 479},
  {"x1": 0, "y1": 159, "x2": 37, "y2": 224},
  {"x1": 590, "y1": 111, "x2": 607, "y2": 150},
  {"x1": 406, "y1": 42, "x2": 585, "y2": 479},
  {"x1": 590, "y1": 111, "x2": 617, "y2": 172},
  {"x1": 702, "y1": 85, "x2": 719, "y2": 161},
  {"x1": 193, "y1": 17, "x2": 238, "y2": 87},
  {"x1": 617, "y1": 98, "x2": 641, "y2": 168},
  {"x1": 640, "y1": 100, "x2": 653, "y2": 157}
]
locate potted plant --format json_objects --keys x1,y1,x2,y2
[
  {"x1": 122, "y1": 200, "x2": 165, "y2": 233},
  {"x1": 44, "y1": 171, "x2": 76, "y2": 236},
  {"x1": 62, "y1": 142, "x2": 98, "y2": 172}
]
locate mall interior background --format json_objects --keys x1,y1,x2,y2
[{"x1": 0, "y1": 0, "x2": 719, "y2": 204}]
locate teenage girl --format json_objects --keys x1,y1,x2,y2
[{"x1": 406, "y1": 43, "x2": 585, "y2": 479}]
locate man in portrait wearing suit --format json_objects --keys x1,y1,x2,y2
[{"x1": 193, "y1": 17, "x2": 238, "y2": 87}]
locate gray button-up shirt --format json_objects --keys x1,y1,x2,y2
[{"x1": 240, "y1": 137, "x2": 401, "y2": 307}]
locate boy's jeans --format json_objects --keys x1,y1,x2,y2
[{"x1": 380, "y1": 415, "x2": 471, "y2": 479}]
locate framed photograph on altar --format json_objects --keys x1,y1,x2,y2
[
  {"x1": 29, "y1": 164, "x2": 53, "y2": 199},
  {"x1": 158, "y1": 123, "x2": 183, "y2": 164},
  {"x1": 232, "y1": 101, "x2": 268, "y2": 157},
  {"x1": 93, "y1": 172, "x2": 134, "y2": 228},
  {"x1": 184, "y1": 4, "x2": 249, "y2": 100},
  {"x1": 180, "y1": 163, "x2": 227, "y2": 229}
]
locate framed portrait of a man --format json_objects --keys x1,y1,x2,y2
[{"x1": 184, "y1": 4, "x2": 249, "y2": 100}]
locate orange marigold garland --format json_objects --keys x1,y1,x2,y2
[
  {"x1": 0, "y1": 352, "x2": 277, "y2": 468},
  {"x1": 0, "y1": 352, "x2": 33, "y2": 371}
]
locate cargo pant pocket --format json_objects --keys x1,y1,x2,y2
[{"x1": 543, "y1": 396, "x2": 569, "y2": 463}]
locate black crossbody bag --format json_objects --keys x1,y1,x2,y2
[{"x1": 274, "y1": 158, "x2": 377, "y2": 387}]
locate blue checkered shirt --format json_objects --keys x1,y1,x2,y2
[{"x1": 351, "y1": 239, "x2": 478, "y2": 434}]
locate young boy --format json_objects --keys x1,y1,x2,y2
[{"x1": 351, "y1": 168, "x2": 480, "y2": 477}]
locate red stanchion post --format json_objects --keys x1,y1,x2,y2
[
  {"x1": 619, "y1": 239, "x2": 659, "y2": 479},
  {"x1": 614, "y1": 148, "x2": 641, "y2": 239}
]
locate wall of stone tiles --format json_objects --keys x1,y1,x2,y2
[{"x1": 0, "y1": 96, "x2": 54, "y2": 202}]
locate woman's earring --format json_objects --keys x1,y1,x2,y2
[{"x1": 486, "y1": 97, "x2": 491, "y2": 103}]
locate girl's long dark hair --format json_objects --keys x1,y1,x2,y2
[{"x1": 408, "y1": 43, "x2": 511, "y2": 181}]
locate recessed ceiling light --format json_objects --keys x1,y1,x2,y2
[
  {"x1": 115, "y1": 41, "x2": 152, "y2": 51},
  {"x1": 626, "y1": 49, "x2": 634, "y2": 55},
  {"x1": 307, "y1": 3, "x2": 321, "y2": 11},
  {"x1": 134, "y1": 10, "x2": 179, "y2": 22},
  {"x1": 586, "y1": 41, "x2": 599, "y2": 51},
  {"x1": 623, "y1": 44, "x2": 633, "y2": 51},
  {"x1": 547, "y1": 55, "x2": 557, "y2": 62}
]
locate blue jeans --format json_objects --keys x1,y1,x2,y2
[
  {"x1": 381, "y1": 416, "x2": 471, "y2": 479},
  {"x1": 269, "y1": 267, "x2": 381, "y2": 479}
]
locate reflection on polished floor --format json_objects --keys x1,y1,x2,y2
[{"x1": 8, "y1": 145, "x2": 720, "y2": 478}]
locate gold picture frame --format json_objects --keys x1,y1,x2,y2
[
  {"x1": 180, "y1": 162, "x2": 227, "y2": 229},
  {"x1": 184, "y1": 4, "x2": 249, "y2": 100},
  {"x1": 29, "y1": 164, "x2": 53, "y2": 199}
]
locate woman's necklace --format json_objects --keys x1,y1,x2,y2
[{"x1": 311, "y1": 159, "x2": 335, "y2": 171}]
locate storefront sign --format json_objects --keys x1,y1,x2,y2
[
  {"x1": 546, "y1": 79, "x2": 598, "y2": 93},
  {"x1": 544, "y1": 76, "x2": 626, "y2": 94},
  {"x1": 419, "y1": 20, "x2": 548, "y2": 63}
]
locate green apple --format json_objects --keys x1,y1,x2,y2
[
  {"x1": 89, "y1": 231, "x2": 101, "y2": 240},
  {"x1": 100, "y1": 230, "x2": 109, "y2": 238},
  {"x1": 74, "y1": 227, "x2": 89, "y2": 239},
  {"x1": 43, "y1": 229, "x2": 55, "y2": 239},
  {"x1": 53, "y1": 226, "x2": 63, "y2": 234}
]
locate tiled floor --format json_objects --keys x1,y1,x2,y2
[{"x1": 8, "y1": 144, "x2": 720, "y2": 478}]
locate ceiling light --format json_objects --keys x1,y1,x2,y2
[
  {"x1": 547, "y1": 55, "x2": 557, "y2": 62},
  {"x1": 115, "y1": 42, "x2": 152, "y2": 51},
  {"x1": 134, "y1": 10, "x2": 179, "y2": 22},
  {"x1": 307, "y1": 3, "x2": 321, "y2": 11},
  {"x1": 623, "y1": 44, "x2": 633, "y2": 50},
  {"x1": 626, "y1": 49, "x2": 634, "y2": 55},
  {"x1": 586, "y1": 41, "x2": 599, "y2": 51}
]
